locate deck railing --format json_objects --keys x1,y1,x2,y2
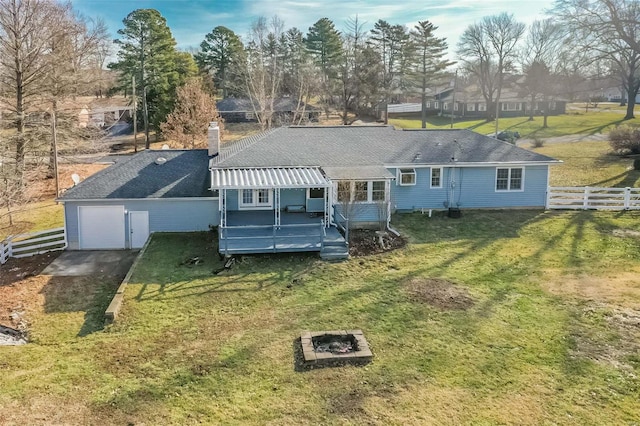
[
  {"x1": 333, "y1": 212, "x2": 349, "y2": 243},
  {"x1": 219, "y1": 221, "x2": 325, "y2": 255},
  {"x1": 546, "y1": 186, "x2": 640, "y2": 210},
  {"x1": 0, "y1": 227, "x2": 67, "y2": 265}
]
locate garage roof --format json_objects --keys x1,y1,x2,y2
[{"x1": 58, "y1": 150, "x2": 212, "y2": 200}]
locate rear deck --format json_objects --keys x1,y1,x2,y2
[{"x1": 219, "y1": 211, "x2": 348, "y2": 258}]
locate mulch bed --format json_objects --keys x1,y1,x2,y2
[{"x1": 348, "y1": 229, "x2": 406, "y2": 257}]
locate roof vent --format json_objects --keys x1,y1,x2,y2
[{"x1": 155, "y1": 157, "x2": 167, "y2": 165}]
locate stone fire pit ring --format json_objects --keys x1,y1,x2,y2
[{"x1": 300, "y1": 329, "x2": 373, "y2": 367}]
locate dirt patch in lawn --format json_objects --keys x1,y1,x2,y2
[
  {"x1": 571, "y1": 303, "x2": 640, "y2": 371},
  {"x1": 349, "y1": 229, "x2": 406, "y2": 257},
  {"x1": 540, "y1": 269, "x2": 640, "y2": 308},
  {"x1": 0, "y1": 252, "x2": 60, "y2": 287},
  {"x1": 404, "y1": 278, "x2": 475, "y2": 310},
  {"x1": 612, "y1": 228, "x2": 640, "y2": 238}
]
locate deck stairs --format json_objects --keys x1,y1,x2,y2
[{"x1": 320, "y1": 230, "x2": 349, "y2": 261}]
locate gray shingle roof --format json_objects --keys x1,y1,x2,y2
[
  {"x1": 217, "y1": 97, "x2": 320, "y2": 112},
  {"x1": 59, "y1": 150, "x2": 211, "y2": 200},
  {"x1": 213, "y1": 126, "x2": 559, "y2": 169}
]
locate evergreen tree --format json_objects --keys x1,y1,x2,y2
[
  {"x1": 109, "y1": 9, "x2": 192, "y2": 147},
  {"x1": 369, "y1": 20, "x2": 411, "y2": 123},
  {"x1": 305, "y1": 18, "x2": 343, "y2": 115},
  {"x1": 195, "y1": 26, "x2": 244, "y2": 98},
  {"x1": 409, "y1": 21, "x2": 453, "y2": 128}
]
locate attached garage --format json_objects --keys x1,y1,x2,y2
[
  {"x1": 58, "y1": 149, "x2": 219, "y2": 251},
  {"x1": 78, "y1": 206, "x2": 126, "y2": 249}
]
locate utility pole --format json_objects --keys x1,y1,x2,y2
[
  {"x1": 132, "y1": 75, "x2": 137, "y2": 153},
  {"x1": 51, "y1": 110, "x2": 59, "y2": 198},
  {"x1": 495, "y1": 98, "x2": 500, "y2": 137},
  {"x1": 451, "y1": 69, "x2": 458, "y2": 129}
]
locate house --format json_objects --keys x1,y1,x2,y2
[
  {"x1": 78, "y1": 105, "x2": 134, "y2": 128},
  {"x1": 386, "y1": 77, "x2": 567, "y2": 119},
  {"x1": 58, "y1": 124, "x2": 559, "y2": 259},
  {"x1": 217, "y1": 97, "x2": 320, "y2": 124}
]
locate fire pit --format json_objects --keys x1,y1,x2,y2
[{"x1": 300, "y1": 330, "x2": 372, "y2": 367}]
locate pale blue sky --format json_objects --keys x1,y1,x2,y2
[{"x1": 71, "y1": 0, "x2": 556, "y2": 53}]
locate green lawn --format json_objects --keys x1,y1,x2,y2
[
  {"x1": 389, "y1": 107, "x2": 638, "y2": 139},
  {"x1": 0, "y1": 200, "x2": 64, "y2": 240},
  {"x1": 535, "y1": 141, "x2": 640, "y2": 187},
  {"x1": 2, "y1": 210, "x2": 640, "y2": 424}
]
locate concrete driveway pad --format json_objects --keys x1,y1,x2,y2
[{"x1": 42, "y1": 250, "x2": 138, "y2": 277}]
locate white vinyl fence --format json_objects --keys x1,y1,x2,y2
[
  {"x1": 547, "y1": 186, "x2": 640, "y2": 210},
  {"x1": 0, "y1": 227, "x2": 67, "y2": 265}
]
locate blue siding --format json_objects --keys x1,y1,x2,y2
[
  {"x1": 226, "y1": 190, "x2": 239, "y2": 210},
  {"x1": 280, "y1": 188, "x2": 306, "y2": 207},
  {"x1": 390, "y1": 165, "x2": 548, "y2": 210},
  {"x1": 64, "y1": 199, "x2": 219, "y2": 250},
  {"x1": 390, "y1": 167, "x2": 449, "y2": 211},
  {"x1": 333, "y1": 203, "x2": 385, "y2": 225}
]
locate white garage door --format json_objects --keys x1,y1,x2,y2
[{"x1": 78, "y1": 206, "x2": 126, "y2": 249}]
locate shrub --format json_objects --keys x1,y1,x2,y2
[
  {"x1": 531, "y1": 137, "x2": 544, "y2": 148},
  {"x1": 609, "y1": 125, "x2": 640, "y2": 154}
]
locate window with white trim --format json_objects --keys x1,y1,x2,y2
[
  {"x1": 501, "y1": 102, "x2": 522, "y2": 111},
  {"x1": 336, "y1": 181, "x2": 387, "y2": 203},
  {"x1": 454, "y1": 103, "x2": 459, "y2": 111},
  {"x1": 496, "y1": 167, "x2": 523, "y2": 191},
  {"x1": 425, "y1": 101, "x2": 431, "y2": 108},
  {"x1": 430, "y1": 167, "x2": 442, "y2": 188},
  {"x1": 372, "y1": 181, "x2": 386, "y2": 201},
  {"x1": 478, "y1": 103, "x2": 486, "y2": 111},
  {"x1": 443, "y1": 102, "x2": 449, "y2": 110},
  {"x1": 398, "y1": 168, "x2": 416, "y2": 185},
  {"x1": 239, "y1": 189, "x2": 273, "y2": 208},
  {"x1": 434, "y1": 101, "x2": 439, "y2": 109},
  {"x1": 467, "y1": 103, "x2": 475, "y2": 112}
]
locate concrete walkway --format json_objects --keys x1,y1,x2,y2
[{"x1": 42, "y1": 250, "x2": 138, "y2": 277}]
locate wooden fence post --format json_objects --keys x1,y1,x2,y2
[
  {"x1": 624, "y1": 187, "x2": 631, "y2": 210},
  {"x1": 583, "y1": 186, "x2": 590, "y2": 210}
]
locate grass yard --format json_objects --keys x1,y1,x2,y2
[
  {"x1": 534, "y1": 141, "x2": 640, "y2": 188},
  {"x1": 1, "y1": 209, "x2": 640, "y2": 424},
  {"x1": 389, "y1": 106, "x2": 638, "y2": 139},
  {"x1": 0, "y1": 200, "x2": 63, "y2": 240}
]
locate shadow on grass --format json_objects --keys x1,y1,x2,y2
[
  {"x1": 39, "y1": 274, "x2": 121, "y2": 337},
  {"x1": 132, "y1": 251, "x2": 321, "y2": 302}
]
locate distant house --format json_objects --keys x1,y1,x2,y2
[
  {"x1": 59, "y1": 124, "x2": 559, "y2": 259},
  {"x1": 386, "y1": 76, "x2": 567, "y2": 119},
  {"x1": 217, "y1": 98, "x2": 320, "y2": 124},
  {"x1": 78, "y1": 106, "x2": 133, "y2": 128}
]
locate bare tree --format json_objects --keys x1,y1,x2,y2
[
  {"x1": 457, "y1": 13, "x2": 525, "y2": 125},
  {"x1": 243, "y1": 16, "x2": 285, "y2": 130},
  {"x1": 160, "y1": 77, "x2": 223, "y2": 149},
  {"x1": 554, "y1": 0, "x2": 640, "y2": 119},
  {"x1": 0, "y1": 0, "x2": 67, "y2": 175}
]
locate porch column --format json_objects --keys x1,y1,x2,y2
[
  {"x1": 274, "y1": 188, "x2": 281, "y2": 226},
  {"x1": 324, "y1": 184, "x2": 330, "y2": 227},
  {"x1": 221, "y1": 189, "x2": 227, "y2": 227}
]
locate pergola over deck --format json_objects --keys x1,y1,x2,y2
[{"x1": 210, "y1": 167, "x2": 338, "y2": 255}]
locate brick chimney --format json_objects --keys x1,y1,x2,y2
[{"x1": 207, "y1": 121, "x2": 220, "y2": 157}]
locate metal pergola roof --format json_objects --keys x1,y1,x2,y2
[{"x1": 211, "y1": 167, "x2": 329, "y2": 189}]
